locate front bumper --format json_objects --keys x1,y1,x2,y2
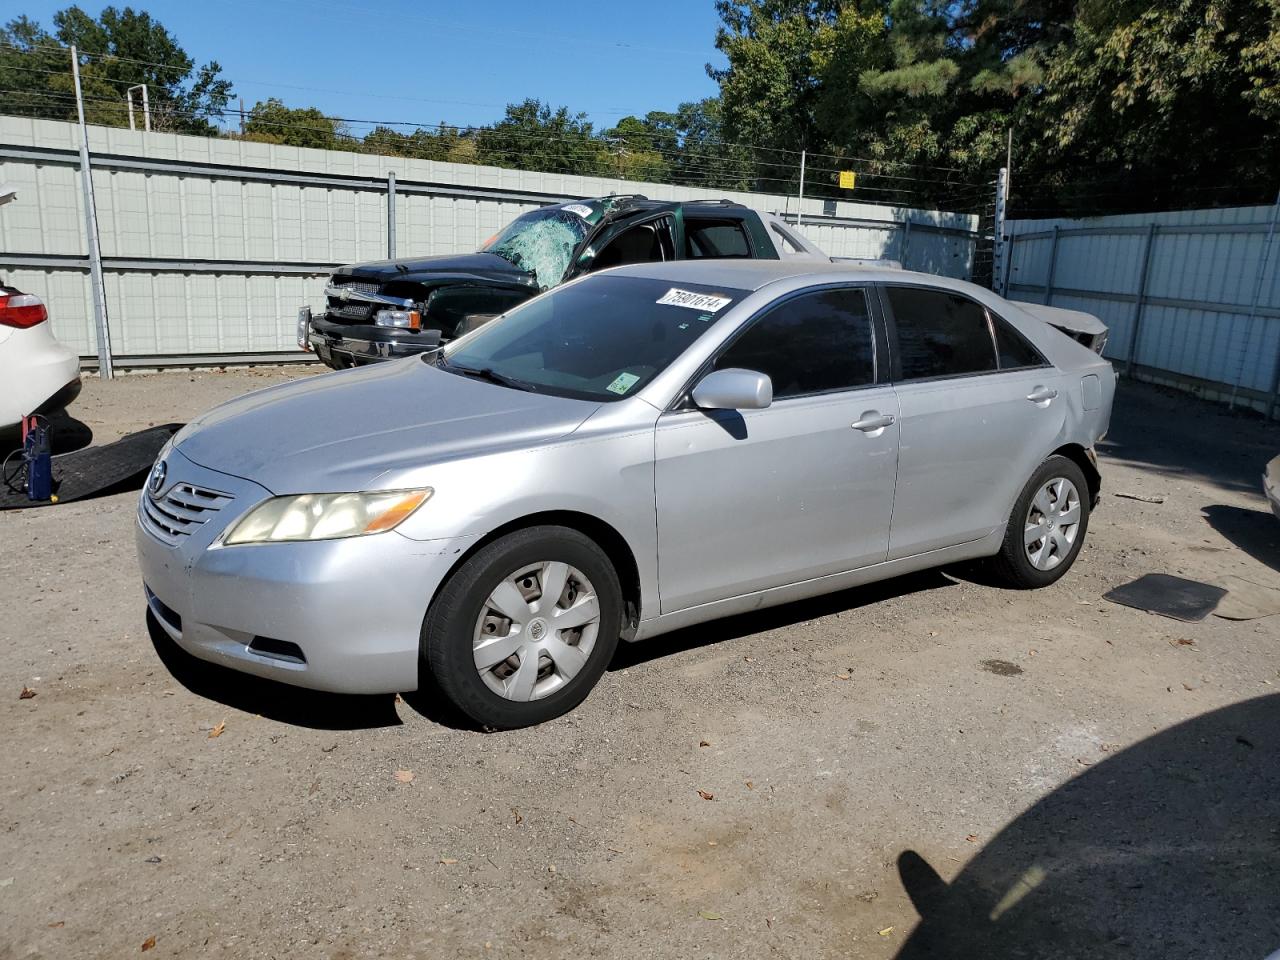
[
  {"x1": 308, "y1": 315, "x2": 439, "y2": 367},
  {"x1": 1265, "y1": 457, "x2": 1280, "y2": 520},
  {"x1": 136, "y1": 448, "x2": 472, "y2": 694}
]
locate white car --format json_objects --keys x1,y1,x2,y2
[{"x1": 0, "y1": 186, "x2": 81, "y2": 430}]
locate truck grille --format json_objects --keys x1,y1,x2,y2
[
  {"x1": 141, "y1": 483, "x2": 235, "y2": 545},
  {"x1": 326, "y1": 278, "x2": 382, "y2": 323}
]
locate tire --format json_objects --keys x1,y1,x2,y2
[
  {"x1": 422, "y1": 525, "x2": 623, "y2": 729},
  {"x1": 988, "y1": 455, "x2": 1091, "y2": 589}
]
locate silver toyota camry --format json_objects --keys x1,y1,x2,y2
[{"x1": 137, "y1": 260, "x2": 1115, "y2": 728}]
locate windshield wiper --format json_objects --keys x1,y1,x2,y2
[{"x1": 440, "y1": 360, "x2": 539, "y2": 393}]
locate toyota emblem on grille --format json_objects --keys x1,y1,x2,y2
[{"x1": 148, "y1": 458, "x2": 167, "y2": 495}]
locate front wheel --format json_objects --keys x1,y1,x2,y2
[
  {"x1": 422, "y1": 526, "x2": 622, "y2": 729},
  {"x1": 988, "y1": 455, "x2": 1091, "y2": 589}
]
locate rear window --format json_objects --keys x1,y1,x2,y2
[
  {"x1": 685, "y1": 219, "x2": 752, "y2": 258},
  {"x1": 442, "y1": 275, "x2": 747, "y2": 402}
]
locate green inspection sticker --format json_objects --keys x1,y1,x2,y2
[{"x1": 606, "y1": 372, "x2": 641, "y2": 395}]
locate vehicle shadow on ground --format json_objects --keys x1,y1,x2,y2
[
  {"x1": 1202, "y1": 504, "x2": 1280, "y2": 573},
  {"x1": 1100, "y1": 381, "x2": 1278, "y2": 497},
  {"x1": 147, "y1": 611, "x2": 405, "y2": 730},
  {"x1": 610, "y1": 569, "x2": 955, "y2": 669},
  {"x1": 891, "y1": 694, "x2": 1280, "y2": 959}
]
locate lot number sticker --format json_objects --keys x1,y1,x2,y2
[
  {"x1": 656, "y1": 288, "x2": 732, "y2": 312},
  {"x1": 607, "y1": 372, "x2": 641, "y2": 395}
]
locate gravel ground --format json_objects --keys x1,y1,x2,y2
[{"x1": 2, "y1": 367, "x2": 1278, "y2": 960}]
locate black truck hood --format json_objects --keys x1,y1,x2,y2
[{"x1": 333, "y1": 252, "x2": 536, "y2": 286}]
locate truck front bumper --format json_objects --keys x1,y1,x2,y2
[{"x1": 304, "y1": 312, "x2": 440, "y2": 368}]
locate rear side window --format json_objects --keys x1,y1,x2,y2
[
  {"x1": 885, "y1": 287, "x2": 996, "y2": 380},
  {"x1": 991, "y1": 313, "x2": 1046, "y2": 369},
  {"x1": 686, "y1": 219, "x2": 752, "y2": 258},
  {"x1": 715, "y1": 288, "x2": 875, "y2": 398}
]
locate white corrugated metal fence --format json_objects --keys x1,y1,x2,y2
[{"x1": 1001, "y1": 203, "x2": 1280, "y2": 417}]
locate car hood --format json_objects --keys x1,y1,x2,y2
[
  {"x1": 334, "y1": 252, "x2": 536, "y2": 286},
  {"x1": 174, "y1": 359, "x2": 600, "y2": 494}
]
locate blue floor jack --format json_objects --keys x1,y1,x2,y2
[{"x1": 1, "y1": 415, "x2": 54, "y2": 502}]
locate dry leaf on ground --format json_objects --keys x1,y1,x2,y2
[
  {"x1": 394, "y1": 770, "x2": 415, "y2": 784},
  {"x1": 878, "y1": 926, "x2": 894, "y2": 937},
  {"x1": 19, "y1": 686, "x2": 36, "y2": 700},
  {"x1": 438, "y1": 857, "x2": 458, "y2": 865},
  {"x1": 698, "y1": 910, "x2": 723, "y2": 921},
  {"x1": 697, "y1": 790, "x2": 715, "y2": 801},
  {"x1": 699, "y1": 740, "x2": 711, "y2": 748},
  {"x1": 207, "y1": 721, "x2": 225, "y2": 739},
  {"x1": 141, "y1": 935, "x2": 157, "y2": 951}
]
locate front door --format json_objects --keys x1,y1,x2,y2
[{"x1": 654, "y1": 286, "x2": 899, "y2": 614}]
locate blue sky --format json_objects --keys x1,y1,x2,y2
[{"x1": 17, "y1": 0, "x2": 728, "y2": 133}]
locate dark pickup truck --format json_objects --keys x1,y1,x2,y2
[{"x1": 299, "y1": 195, "x2": 825, "y2": 369}]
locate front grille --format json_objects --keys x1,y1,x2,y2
[
  {"x1": 329, "y1": 277, "x2": 380, "y2": 295},
  {"x1": 141, "y1": 482, "x2": 235, "y2": 545}
]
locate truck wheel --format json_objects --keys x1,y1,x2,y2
[{"x1": 422, "y1": 526, "x2": 622, "y2": 729}]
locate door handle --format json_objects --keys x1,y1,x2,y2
[
  {"x1": 1026, "y1": 386, "x2": 1059, "y2": 404},
  {"x1": 852, "y1": 411, "x2": 895, "y2": 433}
]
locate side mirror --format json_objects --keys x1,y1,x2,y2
[{"x1": 691, "y1": 368, "x2": 773, "y2": 411}]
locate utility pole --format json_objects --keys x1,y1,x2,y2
[
  {"x1": 239, "y1": 97, "x2": 246, "y2": 135},
  {"x1": 71, "y1": 45, "x2": 113, "y2": 380},
  {"x1": 796, "y1": 149, "x2": 806, "y2": 229}
]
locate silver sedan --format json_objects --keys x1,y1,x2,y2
[{"x1": 137, "y1": 261, "x2": 1115, "y2": 728}]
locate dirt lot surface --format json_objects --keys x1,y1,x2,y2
[{"x1": 3, "y1": 368, "x2": 1278, "y2": 959}]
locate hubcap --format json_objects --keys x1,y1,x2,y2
[
  {"x1": 1024, "y1": 477, "x2": 1081, "y2": 571},
  {"x1": 472, "y1": 561, "x2": 601, "y2": 702}
]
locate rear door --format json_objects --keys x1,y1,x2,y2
[
  {"x1": 654, "y1": 285, "x2": 899, "y2": 613},
  {"x1": 879, "y1": 284, "x2": 1065, "y2": 560}
]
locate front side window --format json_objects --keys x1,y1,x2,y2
[
  {"x1": 885, "y1": 287, "x2": 997, "y2": 380},
  {"x1": 714, "y1": 288, "x2": 875, "y2": 399},
  {"x1": 442, "y1": 275, "x2": 747, "y2": 402},
  {"x1": 685, "y1": 219, "x2": 752, "y2": 258},
  {"x1": 590, "y1": 218, "x2": 675, "y2": 272}
]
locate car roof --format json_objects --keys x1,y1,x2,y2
[
  {"x1": 582, "y1": 195, "x2": 753, "y2": 218},
  {"x1": 603, "y1": 258, "x2": 989, "y2": 296}
]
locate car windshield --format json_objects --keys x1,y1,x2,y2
[
  {"x1": 436, "y1": 275, "x2": 748, "y2": 402},
  {"x1": 481, "y1": 205, "x2": 595, "y2": 289}
]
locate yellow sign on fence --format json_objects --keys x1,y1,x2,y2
[{"x1": 839, "y1": 170, "x2": 856, "y2": 190}]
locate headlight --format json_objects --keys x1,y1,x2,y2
[
  {"x1": 374, "y1": 308, "x2": 420, "y2": 329},
  {"x1": 223, "y1": 489, "x2": 433, "y2": 545}
]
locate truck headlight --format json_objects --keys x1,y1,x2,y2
[
  {"x1": 374, "y1": 308, "x2": 421, "y2": 329},
  {"x1": 223, "y1": 489, "x2": 433, "y2": 544}
]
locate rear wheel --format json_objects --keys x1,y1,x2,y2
[
  {"x1": 422, "y1": 526, "x2": 622, "y2": 729},
  {"x1": 989, "y1": 455, "x2": 1090, "y2": 588}
]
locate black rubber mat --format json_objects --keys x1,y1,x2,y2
[
  {"x1": 0, "y1": 423, "x2": 182, "y2": 510},
  {"x1": 1103, "y1": 573, "x2": 1228, "y2": 622}
]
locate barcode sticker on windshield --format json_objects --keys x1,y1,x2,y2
[
  {"x1": 656, "y1": 288, "x2": 732, "y2": 312},
  {"x1": 561, "y1": 203, "x2": 594, "y2": 219}
]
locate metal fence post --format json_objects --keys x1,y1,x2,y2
[
  {"x1": 1232, "y1": 188, "x2": 1279, "y2": 410},
  {"x1": 387, "y1": 171, "x2": 397, "y2": 259},
  {"x1": 992, "y1": 167, "x2": 1008, "y2": 292},
  {"x1": 71, "y1": 44, "x2": 113, "y2": 379},
  {"x1": 1042, "y1": 225, "x2": 1060, "y2": 305},
  {"x1": 1125, "y1": 223, "x2": 1159, "y2": 377}
]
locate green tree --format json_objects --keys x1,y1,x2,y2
[
  {"x1": 475, "y1": 99, "x2": 611, "y2": 176},
  {"x1": 0, "y1": 6, "x2": 231, "y2": 134},
  {"x1": 242, "y1": 98, "x2": 346, "y2": 149}
]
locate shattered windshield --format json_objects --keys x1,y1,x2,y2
[{"x1": 481, "y1": 206, "x2": 594, "y2": 289}]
